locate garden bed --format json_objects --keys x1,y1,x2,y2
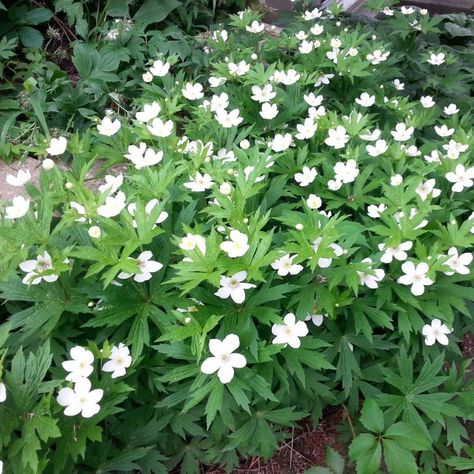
[{"x1": 0, "y1": 1, "x2": 474, "y2": 474}]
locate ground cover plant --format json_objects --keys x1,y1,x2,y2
[
  {"x1": 0, "y1": 0, "x2": 474, "y2": 472},
  {"x1": 0, "y1": 0, "x2": 244, "y2": 162}
]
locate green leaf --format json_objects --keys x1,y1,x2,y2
[
  {"x1": 23, "y1": 7, "x2": 53, "y2": 25},
  {"x1": 326, "y1": 447, "x2": 345, "y2": 474},
  {"x1": 133, "y1": 0, "x2": 182, "y2": 26},
  {"x1": 18, "y1": 26, "x2": 44, "y2": 48},
  {"x1": 382, "y1": 439, "x2": 418, "y2": 474},
  {"x1": 106, "y1": 0, "x2": 129, "y2": 16},
  {"x1": 360, "y1": 399, "x2": 384, "y2": 433},
  {"x1": 205, "y1": 381, "x2": 224, "y2": 428},
  {"x1": 349, "y1": 434, "x2": 381, "y2": 474},
  {"x1": 384, "y1": 422, "x2": 431, "y2": 451},
  {"x1": 443, "y1": 456, "x2": 474, "y2": 470}
]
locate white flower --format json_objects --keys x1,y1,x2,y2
[
  {"x1": 147, "y1": 117, "x2": 173, "y2": 137},
  {"x1": 434, "y1": 124, "x2": 454, "y2": 137},
  {"x1": 251, "y1": 84, "x2": 276, "y2": 103},
  {"x1": 294, "y1": 166, "x2": 317, "y2": 187},
  {"x1": 325, "y1": 126, "x2": 349, "y2": 149},
  {"x1": 246, "y1": 20, "x2": 264, "y2": 33},
  {"x1": 97, "y1": 117, "x2": 121, "y2": 136},
  {"x1": 422, "y1": 319, "x2": 451, "y2": 346},
  {"x1": 62, "y1": 346, "x2": 94, "y2": 383},
  {"x1": 179, "y1": 233, "x2": 206, "y2": 255},
  {"x1": 305, "y1": 313, "x2": 325, "y2": 326},
  {"x1": 403, "y1": 144, "x2": 420, "y2": 157},
  {"x1": 117, "y1": 251, "x2": 163, "y2": 282},
  {"x1": 334, "y1": 159, "x2": 359, "y2": 184},
  {"x1": 360, "y1": 129, "x2": 381, "y2": 141},
  {"x1": 312, "y1": 238, "x2": 343, "y2": 268},
  {"x1": 6, "y1": 169, "x2": 31, "y2": 187},
  {"x1": 390, "y1": 174, "x2": 403, "y2": 186},
  {"x1": 215, "y1": 108, "x2": 243, "y2": 128},
  {"x1": 308, "y1": 105, "x2": 326, "y2": 120},
  {"x1": 272, "y1": 313, "x2": 308, "y2": 348},
  {"x1": 366, "y1": 49, "x2": 390, "y2": 65},
  {"x1": 427, "y1": 52, "x2": 445, "y2": 65},
  {"x1": 271, "y1": 133, "x2": 292, "y2": 152},
  {"x1": 228, "y1": 60, "x2": 250, "y2": 76},
  {"x1": 271, "y1": 254, "x2": 303, "y2": 276},
  {"x1": 355, "y1": 92, "x2": 375, "y2": 107},
  {"x1": 393, "y1": 79, "x2": 405, "y2": 90},
  {"x1": 215, "y1": 271, "x2": 256, "y2": 304},
  {"x1": 424, "y1": 150, "x2": 441, "y2": 163},
  {"x1": 201, "y1": 334, "x2": 246, "y2": 384},
  {"x1": 357, "y1": 258, "x2": 385, "y2": 289},
  {"x1": 212, "y1": 29, "x2": 228, "y2": 42},
  {"x1": 443, "y1": 140, "x2": 468, "y2": 160},
  {"x1": 420, "y1": 96, "x2": 435, "y2": 108},
  {"x1": 415, "y1": 179, "x2": 441, "y2": 201},
  {"x1": 182, "y1": 83, "x2": 204, "y2": 100},
  {"x1": 97, "y1": 191, "x2": 126, "y2": 217},
  {"x1": 46, "y1": 136, "x2": 67, "y2": 155},
  {"x1": 366, "y1": 139, "x2": 388, "y2": 157},
  {"x1": 19, "y1": 251, "x2": 58, "y2": 285},
  {"x1": 102, "y1": 343, "x2": 132, "y2": 378},
  {"x1": 142, "y1": 71, "x2": 153, "y2": 82},
  {"x1": 295, "y1": 31, "x2": 308, "y2": 41},
  {"x1": 378, "y1": 241, "x2": 413, "y2": 263},
  {"x1": 184, "y1": 172, "x2": 214, "y2": 192},
  {"x1": 125, "y1": 143, "x2": 163, "y2": 170},
  {"x1": 149, "y1": 60, "x2": 170, "y2": 77},
  {"x1": 5, "y1": 195, "x2": 30, "y2": 219},
  {"x1": 273, "y1": 69, "x2": 300, "y2": 85},
  {"x1": 307, "y1": 194, "x2": 322, "y2": 209},
  {"x1": 391, "y1": 123, "x2": 414, "y2": 141},
  {"x1": 135, "y1": 102, "x2": 161, "y2": 123},
  {"x1": 88, "y1": 226, "x2": 101, "y2": 239},
  {"x1": 127, "y1": 199, "x2": 168, "y2": 228},
  {"x1": 444, "y1": 103, "x2": 459, "y2": 115},
  {"x1": 42, "y1": 158, "x2": 55, "y2": 170},
  {"x1": 57, "y1": 378, "x2": 103, "y2": 418},
  {"x1": 303, "y1": 93, "x2": 323, "y2": 107},
  {"x1": 310, "y1": 24, "x2": 324, "y2": 35},
  {"x1": 220, "y1": 230, "x2": 249, "y2": 258},
  {"x1": 314, "y1": 73, "x2": 334, "y2": 87},
  {"x1": 367, "y1": 203, "x2": 387, "y2": 218},
  {"x1": 98, "y1": 174, "x2": 123, "y2": 195},
  {"x1": 445, "y1": 164, "x2": 474, "y2": 192},
  {"x1": 260, "y1": 103, "x2": 278, "y2": 120},
  {"x1": 444, "y1": 247, "x2": 472, "y2": 275},
  {"x1": 210, "y1": 92, "x2": 229, "y2": 112},
  {"x1": 0, "y1": 382, "x2": 6, "y2": 402},
  {"x1": 327, "y1": 179, "x2": 342, "y2": 191},
  {"x1": 397, "y1": 261, "x2": 433, "y2": 296},
  {"x1": 401, "y1": 5, "x2": 415, "y2": 14},
  {"x1": 295, "y1": 118, "x2": 317, "y2": 140},
  {"x1": 213, "y1": 148, "x2": 236, "y2": 163},
  {"x1": 303, "y1": 7, "x2": 322, "y2": 20},
  {"x1": 299, "y1": 40, "x2": 314, "y2": 54},
  {"x1": 209, "y1": 76, "x2": 226, "y2": 87}
]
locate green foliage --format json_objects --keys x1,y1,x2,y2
[{"x1": 0, "y1": 3, "x2": 473, "y2": 474}]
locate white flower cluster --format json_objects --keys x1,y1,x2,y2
[{"x1": 57, "y1": 344, "x2": 131, "y2": 418}]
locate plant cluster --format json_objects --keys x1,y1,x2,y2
[
  {"x1": 0, "y1": 0, "x2": 245, "y2": 162},
  {"x1": 0, "y1": 0, "x2": 473, "y2": 473}
]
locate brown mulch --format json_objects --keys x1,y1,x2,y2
[
  {"x1": 461, "y1": 333, "x2": 474, "y2": 358},
  {"x1": 205, "y1": 409, "x2": 348, "y2": 474}
]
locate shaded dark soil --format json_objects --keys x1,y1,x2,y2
[{"x1": 205, "y1": 409, "x2": 349, "y2": 474}]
